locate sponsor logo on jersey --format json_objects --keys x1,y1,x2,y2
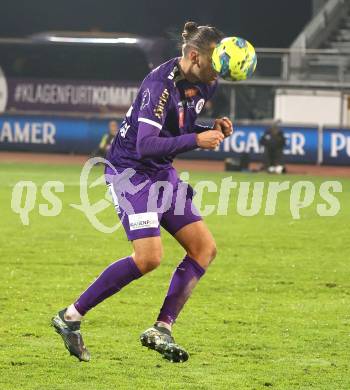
[
  {"x1": 154, "y1": 89, "x2": 169, "y2": 119},
  {"x1": 129, "y1": 212, "x2": 159, "y2": 231}
]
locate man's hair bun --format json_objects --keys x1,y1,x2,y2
[
  {"x1": 182, "y1": 21, "x2": 198, "y2": 42},
  {"x1": 181, "y1": 21, "x2": 224, "y2": 55}
]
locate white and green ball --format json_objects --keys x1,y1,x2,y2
[{"x1": 212, "y1": 37, "x2": 257, "y2": 81}]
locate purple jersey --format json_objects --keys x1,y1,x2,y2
[{"x1": 107, "y1": 57, "x2": 217, "y2": 173}]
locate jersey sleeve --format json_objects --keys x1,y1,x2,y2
[
  {"x1": 193, "y1": 123, "x2": 212, "y2": 133},
  {"x1": 136, "y1": 79, "x2": 198, "y2": 158},
  {"x1": 137, "y1": 122, "x2": 198, "y2": 158},
  {"x1": 137, "y1": 80, "x2": 171, "y2": 131}
]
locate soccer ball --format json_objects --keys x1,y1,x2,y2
[{"x1": 212, "y1": 37, "x2": 257, "y2": 81}]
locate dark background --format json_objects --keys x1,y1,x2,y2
[{"x1": 2, "y1": 0, "x2": 312, "y2": 47}]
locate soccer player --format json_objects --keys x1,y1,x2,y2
[{"x1": 52, "y1": 21, "x2": 233, "y2": 363}]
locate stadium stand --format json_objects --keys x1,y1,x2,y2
[{"x1": 290, "y1": 0, "x2": 350, "y2": 82}]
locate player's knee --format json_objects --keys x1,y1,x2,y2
[
  {"x1": 133, "y1": 250, "x2": 162, "y2": 274},
  {"x1": 188, "y1": 240, "x2": 217, "y2": 265},
  {"x1": 145, "y1": 255, "x2": 162, "y2": 272}
]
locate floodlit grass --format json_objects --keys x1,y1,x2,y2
[{"x1": 0, "y1": 162, "x2": 349, "y2": 389}]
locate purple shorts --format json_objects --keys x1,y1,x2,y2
[{"x1": 105, "y1": 166, "x2": 202, "y2": 241}]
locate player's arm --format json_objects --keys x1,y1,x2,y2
[
  {"x1": 192, "y1": 123, "x2": 212, "y2": 134},
  {"x1": 137, "y1": 122, "x2": 224, "y2": 157},
  {"x1": 193, "y1": 117, "x2": 233, "y2": 137},
  {"x1": 137, "y1": 80, "x2": 197, "y2": 157},
  {"x1": 137, "y1": 81, "x2": 223, "y2": 157},
  {"x1": 137, "y1": 122, "x2": 198, "y2": 158}
]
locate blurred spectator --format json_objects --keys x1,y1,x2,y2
[
  {"x1": 92, "y1": 120, "x2": 118, "y2": 158},
  {"x1": 260, "y1": 122, "x2": 286, "y2": 174}
]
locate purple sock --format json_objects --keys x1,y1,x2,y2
[
  {"x1": 157, "y1": 255, "x2": 205, "y2": 325},
  {"x1": 74, "y1": 256, "x2": 142, "y2": 316}
]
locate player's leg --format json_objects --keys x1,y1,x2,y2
[
  {"x1": 156, "y1": 220, "x2": 216, "y2": 328},
  {"x1": 132, "y1": 236, "x2": 163, "y2": 274},
  {"x1": 52, "y1": 164, "x2": 165, "y2": 361},
  {"x1": 68, "y1": 236, "x2": 162, "y2": 317},
  {"x1": 140, "y1": 220, "x2": 216, "y2": 363},
  {"x1": 175, "y1": 219, "x2": 216, "y2": 268},
  {"x1": 140, "y1": 191, "x2": 216, "y2": 362},
  {"x1": 52, "y1": 236, "x2": 163, "y2": 362}
]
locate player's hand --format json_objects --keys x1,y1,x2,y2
[
  {"x1": 213, "y1": 117, "x2": 233, "y2": 138},
  {"x1": 196, "y1": 130, "x2": 224, "y2": 150}
]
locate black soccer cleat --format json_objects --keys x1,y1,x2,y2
[
  {"x1": 140, "y1": 325, "x2": 189, "y2": 363},
  {"x1": 51, "y1": 308, "x2": 90, "y2": 362}
]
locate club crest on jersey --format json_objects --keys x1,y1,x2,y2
[
  {"x1": 195, "y1": 98, "x2": 205, "y2": 114},
  {"x1": 154, "y1": 89, "x2": 169, "y2": 119},
  {"x1": 140, "y1": 88, "x2": 150, "y2": 110}
]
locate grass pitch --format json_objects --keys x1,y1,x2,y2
[{"x1": 0, "y1": 161, "x2": 349, "y2": 390}]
